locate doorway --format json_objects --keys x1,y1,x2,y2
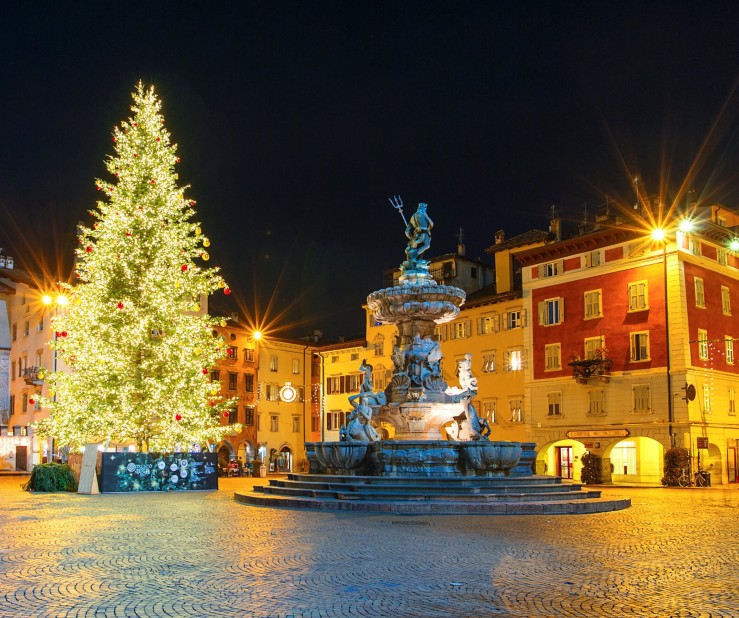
[
  {"x1": 728, "y1": 447, "x2": 738, "y2": 484},
  {"x1": 556, "y1": 446, "x2": 573, "y2": 479}
]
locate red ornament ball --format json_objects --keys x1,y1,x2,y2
[
  {"x1": 181, "y1": 264, "x2": 188, "y2": 272},
  {"x1": 151, "y1": 179, "x2": 156, "y2": 185},
  {"x1": 222, "y1": 411, "x2": 229, "y2": 418},
  {"x1": 208, "y1": 401, "x2": 215, "y2": 407},
  {"x1": 223, "y1": 287, "x2": 231, "y2": 296},
  {"x1": 175, "y1": 414, "x2": 182, "y2": 422},
  {"x1": 61, "y1": 331, "x2": 67, "y2": 338},
  {"x1": 112, "y1": 137, "x2": 116, "y2": 143},
  {"x1": 86, "y1": 246, "x2": 93, "y2": 253},
  {"x1": 29, "y1": 398, "x2": 35, "y2": 405},
  {"x1": 156, "y1": 137, "x2": 160, "y2": 142},
  {"x1": 202, "y1": 368, "x2": 209, "y2": 375},
  {"x1": 117, "y1": 302, "x2": 124, "y2": 310},
  {"x1": 133, "y1": 153, "x2": 138, "y2": 158}
]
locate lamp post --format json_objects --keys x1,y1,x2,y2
[{"x1": 651, "y1": 229, "x2": 675, "y2": 448}]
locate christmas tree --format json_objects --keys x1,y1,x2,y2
[{"x1": 38, "y1": 83, "x2": 237, "y2": 452}]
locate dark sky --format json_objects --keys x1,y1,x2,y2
[{"x1": 2, "y1": 1, "x2": 739, "y2": 339}]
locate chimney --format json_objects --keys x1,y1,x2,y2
[
  {"x1": 549, "y1": 205, "x2": 561, "y2": 241},
  {"x1": 494, "y1": 230, "x2": 505, "y2": 244},
  {"x1": 456, "y1": 227, "x2": 465, "y2": 256}
]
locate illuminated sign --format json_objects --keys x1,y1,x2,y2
[
  {"x1": 566, "y1": 429, "x2": 630, "y2": 439},
  {"x1": 279, "y1": 383, "x2": 297, "y2": 403}
]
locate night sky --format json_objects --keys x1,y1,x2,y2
[{"x1": 2, "y1": 2, "x2": 739, "y2": 339}]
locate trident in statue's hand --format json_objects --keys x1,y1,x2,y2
[{"x1": 388, "y1": 195, "x2": 408, "y2": 227}]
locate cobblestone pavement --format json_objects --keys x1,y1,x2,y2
[{"x1": 1, "y1": 475, "x2": 737, "y2": 618}]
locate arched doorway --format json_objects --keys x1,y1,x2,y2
[
  {"x1": 238, "y1": 441, "x2": 254, "y2": 463},
  {"x1": 702, "y1": 442, "x2": 723, "y2": 486},
  {"x1": 271, "y1": 445, "x2": 292, "y2": 472},
  {"x1": 535, "y1": 439, "x2": 587, "y2": 481},
  {"x1": 216, "y1": 442, "x2": 234, "y2": 475},
  {"x1": 604, "y1": 436, "x2": 663, "y2": 484}
]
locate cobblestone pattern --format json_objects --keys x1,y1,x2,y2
[{"x1": 0, "y1": 476, "x2": 737, "y2": 617}]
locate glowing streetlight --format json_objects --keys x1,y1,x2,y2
[
  {"x1": 678, "y1": 218, "x2": 695, "y2": 233},
  {"x1": 252, "y1": 330, "x2": 262, "y2": 341},
  {"x1": 651, "y1": 228, "x2": 666, "y2": 242}
]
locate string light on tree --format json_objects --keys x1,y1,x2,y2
[{"x1": 36, "y1": 82, "x2": 239, "y2": 452}]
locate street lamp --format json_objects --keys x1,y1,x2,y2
[{"x1": 651, "y1": 227, "x2": 675, "y2": 448}]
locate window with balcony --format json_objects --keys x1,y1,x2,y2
[
  {"x1": 584, "y1": 290, "x2": 602, "y2": 319},
  {"x1": 627, "y1": 281, "x2": 648, "y2": 311},
  {"x1": 544, "y1": 344, "x2": 561, "y2": 370},
  {"x1": 630, "y1": 332, "x2": 650, "y2": 362},
  {"x1": 584, "y1": 336, "x2": 605, "y2": 360},
  {"x1": 538, "y1": 298, "x2": 564, "y2": 326},
  {"x1": 694, "y1": 277, "x2": 705, "y2": 308}
]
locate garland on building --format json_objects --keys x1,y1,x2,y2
[{"x1": 37, "y1": 83, "x2": 238, "y2": 452}]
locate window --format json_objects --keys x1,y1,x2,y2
[
  {"x1": 632, "y1": 384, "x2": 650, "y2": 414},
  {"x1": 228, "y1": 372, "x2": 238, "y2": 390},
  {"x1": 244, "y1": 373, "x2": 254, "y2": 392},
  {"x1": 244, "y1": 348, "x2": 255, "y2": 362},
  {"x1": 11, "y1": 361, "x2": 16, "y2": 381},
  {"x1": 584, "y1": 336, "x2": 605, "y2": 360},
  {"x1": 588, "y1": 389, "x2": 606, "y2": 416},
  {"x1": 348, "y1": 373, "x2": 362, "y2": 393},
  {"x1": 269, "y1": 356, "x2": 278, "y2": 372},
  {"x1": 538, "y1": 298, "x2": 564, "y2": 326},
  {"x1": 718, "y1": 249, "x2": 728, "y2": 266},
  {"x1": 542, "y1": 261, "x2": 559, "y2": 277},
  {"x1": 481, "y1": 399, "x2": 496, "y2": 424},
  {"x1": 586, "y1": 250, "x2": 602, "y2": 267},
  {"x1": 729, "y1": 388, "x2": 736, "y2": 416},
  {"x1": 689, "y1": 238, "x2": 701, "y2": 256},
  {"x1": 270, "y1": 415, "x2": 279, "y2": 432},
  {"x1": 244, "y1": 407, "x2": 255, "y2": 425},
  {"x1": 292, "y1": 416, "x2": 300, "y2": 433},
  {"x1": 227, "y1": 407, "x2": 238, "y2": 424},
  {"x1": 257, "y1": 414, "x2": 261, "y2": 431},
  {"x1": 292, "y1": 359, "x2": 300, "y2": 375},
  {"x1": 23, "y1": 321, "x2": 29, "y2": 336},
  {"x1": 434, "y1": 325, "x2": 447, "y2": 342},
  {"x1": 297, "y1": 386, "x2": 305, "y2": 403},
  {"x1": 481, "y1": 351, "x2": 495, "y2": 373},
  {"x1": 698, "y1": 329, "x2": 709, "y2": 361},
  {"x1": 544, "y1": 344, "x2": 561, "y2": 370},
  {"x1": 11, "y1": 323, "x2": 16, "y2": 342},
  {"x1": 350, "y1": 353, "x2": 359, "y2": 361},
  {"x1": 37, "y1": 318, "x2": 44, "y2": 332},
  {"x1": 508, "y1": 399, "x2": 523, "y2": 423},
  {"x1": 630, "y1": 332, "x2": 650, "y2": 362},
  {"x1": 547, "y1": 392, "x2": 562, "y2": 416},
  {"x1": 326, "y1": 411, "x2": 345, "y2": 431},
  {"x1": 210, "y1": 370, "x2": 221, "y2": 384},
  {"x1": 373, "y1": 335, "x2": 384, "y2": 356},
  {"x1": 266, "y1": 383, "x2": 280, "y2": 401},
  {"x1": 627, "y1": 281, "x2": 648, "y2": 311},
  {"x1": 331, "y1": 356, "x2": 339, "y2": 363},
  {"x1": 373, "y1": 364, "x2": 388, "y2": 391},
  {"x1": 727, "y1": 336, "x2": 735, "y2": 365},
  {"x1": 505, "y1": 309, "x2": 523, "y2": 330},
  {"x1": 504, "y1": 349, "x2": 523, "y2": 371},
  {"x1": 584, "y1": 290, "x2": 602, "y2": 319},
  {"x1": 471, "y1": 267, "x2": 478, "y2": 279},
  {"x1": 722, "y1": 286, "x2": 731, "y2": 315},
  {"x1": 703, "y1": 384, "x2": 711, "y2": 414},
  {"x1": 326, "y1": 376, "x2": 342, "y2": 394},
  {"x1": 311, "y1": 416, "x2": 320, "y2": 432},
  {"x1": 21, "y1": 393, "x2": 28, "y2": 412},
  {"x1": 694, "y1": 277, "x2": 705, "y2": 308},
  {"x1": 451, "y1": 320, "x2": 471, "y2": 339},
  {"x1": 226, "y1": 346, "x2": 238, "y2": 360},
  {"x1": 479, "y1": 313, "x2": 499, "y2": 335}
]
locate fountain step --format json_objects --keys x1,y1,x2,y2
[
  {"x1": 238, "y1": 473, "x2": 629, "y2": 514},
  {"x1": 268, "y1": 479, "x2": 586, "y2": 495},
  {"x1": 235, "y1": 491, "x2": 630, "y2": 515}
]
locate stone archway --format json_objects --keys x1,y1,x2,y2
[
  {"x1": 604, "y1": 436, "x2": 664, "y2": 485},
  {"x1": 216, "y1": 441, "x2": 234, "y2": 473},
  {"x1": 535, "y1": 439, "x2": 587, "y2": 482},
  {"x1": 702, "y1": 442, "x2": 723, "y2": 485}
]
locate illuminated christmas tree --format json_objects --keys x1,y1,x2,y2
[{"x1": 38, "y1": 83, "x2": 237, "y2": 452}]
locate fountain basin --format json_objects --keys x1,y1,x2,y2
[{"x1": 459, "y1": 441, "x2": 522, "y2": 475}]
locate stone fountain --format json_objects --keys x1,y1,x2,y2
[
  {"x1": 305, "y1": 198, "x2": 531, "y2": 478},
  {"x1": 239, "y1": 198, "x2": 630, "y2": 514}
]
